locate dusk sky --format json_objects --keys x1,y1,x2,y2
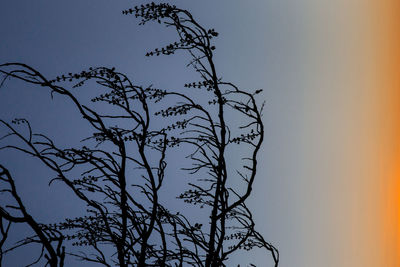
[{"x1": 1, "y1": 1, "x2": 400, "y2": 266}]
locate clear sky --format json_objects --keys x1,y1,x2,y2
[{"x1": 1, "y1": 0, "x2": 399, "y2": 266}]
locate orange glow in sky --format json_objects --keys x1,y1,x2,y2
[{"x1": 374, "y1": 0, "x2": 400, "y2": 265}]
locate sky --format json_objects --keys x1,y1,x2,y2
[{"x1": 1, "y1": 0, "x2": 400, "y2": 266}]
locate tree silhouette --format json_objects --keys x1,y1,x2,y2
[{"x1": 0, "y1": 3, "x2": 278, "y2": 267}]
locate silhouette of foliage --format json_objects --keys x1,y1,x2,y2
[{"x1": 0, "y1": 2, "x2": 278, "y2": 267}]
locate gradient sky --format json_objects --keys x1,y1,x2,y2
[{"x1": 1, "y1": 1, "x2": 399, "y2": 266}]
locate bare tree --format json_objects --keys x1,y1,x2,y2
[{"x1": 0, "y1": 3, "x2": 278, "y2": 267}]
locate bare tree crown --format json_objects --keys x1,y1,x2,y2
[{"x1": 0, "y1": 3, "x2": 278, "y2": 267}]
